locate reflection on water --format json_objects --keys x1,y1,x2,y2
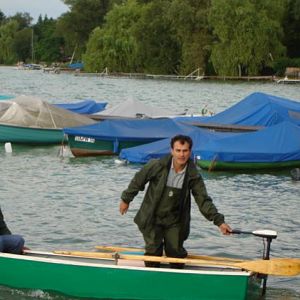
[
  {"x1": 1, "y1": 285, "x2": 299, "y2": 300},
  {"x1": 0, "y1": 67, "x2": 299, "y2": 299}
]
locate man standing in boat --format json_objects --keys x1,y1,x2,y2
[
  {"x1": 119, "y1": 134, "x2": 231, "y2": 267},
  {"x1": 0, "y1": 207, "x2": 25, "y2": 254}
]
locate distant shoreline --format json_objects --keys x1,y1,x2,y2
[
  {"x1": 73, "y1": 71, "x2": 277, "y2": 82},
  {"x1": 0, "y1": 65, "x2": 281, "y2": 82}
]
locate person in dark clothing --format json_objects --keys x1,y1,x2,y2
[
  {"x1": 120, "y1": 134, "x2": 231, "y2": 267},
  {"x1": 0, "y1": 207, "x2": 25, "y2": 254}
]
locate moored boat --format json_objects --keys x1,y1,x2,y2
[
  {"x1": 90, "y1": 98, "x2": 184, "y2": 120},
  {"x1": 64, "y1": 118, "x2": 196, "y2": 157},
  {"x1": 199, "y1": 92, "x2": 300, "y2": 127},
  {"x1": 119, "y1": 128, "x2": 235, "y2": 164},
  {"x1": 0, "y1": 95, "x2": 14, "y2": 100},
  {"x1": 0, "y1": 95, "x2": 96, "y2": 144},
  {"x1": 55, "y1": 99, "x2": 107, "y2": 114},
  {"x1": 1, "y1": 95, "x2": 107, "y2": 114},
  {"x1": 196, "y1": 121, "x2": 300, "y2": 171},
  {"x1": 0, "y1": 250, "x2": 262, "y2": 300},
  {"x1": 119, "y1": 121, "x2": 300, "y2": 172},
  {"x1": 0, "y1": 124, "x2": 66, "y2": 144}
]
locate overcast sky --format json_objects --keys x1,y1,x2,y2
[{"x1": 0, "y1": 0, "x2": 70, "y2": 23}]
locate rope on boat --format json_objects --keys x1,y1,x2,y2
[
  {"x1": 208, "y1": 155, "x2": 218, "y2": 172},
  {"x1": 58, "y1": 134, "x2": 68, "y2": 157}
]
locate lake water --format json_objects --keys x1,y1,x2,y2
[{"x1": 0, "y1": 66, "x2": 299, "y2": 300}]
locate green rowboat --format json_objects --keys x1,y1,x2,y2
[
  {"x1": 0, "y1": 251, "x2": 262, "y2": 300},
  {"x1": 63, "y1": 118, "x2": 196, "y2": 157},
  {"x1": 197, "y1": 159, "x2": 300, "y2": 171},
  {"x1": 0, "y1": 95, "x2": 96, "y2": 145},
  {"x1": 67, "y1": 134, "x2": 154, "y2": 156},
  {"x1": 0, "y1": 123, "x2": 65, "y2": 144}
]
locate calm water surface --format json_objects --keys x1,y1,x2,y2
[{"x1": 0, "y1": 66, "x2": 299, "y2": 299}]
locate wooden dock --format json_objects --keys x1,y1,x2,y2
[
  {"x1": 73, "y1": 71, "x2": 275, "y2": 82},
  {"x1": 276, "y1": 78, "x2": 300, "y2": 84}
]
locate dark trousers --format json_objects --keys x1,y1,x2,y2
[
  {"x1": 0, "y1": 234, "x2": 24, "y2": 254},
  {"x1": 142, "y1": 223, "x2": 187, "y2": 268}
]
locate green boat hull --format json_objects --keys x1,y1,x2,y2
[
  {"x1": 198, "y1": 159, "x2": 300, "y2": 171},
  {"x1": 0, "y1": 124, "x2": 65, "y2": 144},
  {"x1": 67, "y1": 134, "x2": 155, "y2": 156},
  {"x1": 0, "y1": 252, "x2": 262, "y2": 300}
]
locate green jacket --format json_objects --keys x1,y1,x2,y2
[
  {"x1": 0, "y1": 208, "x2": 11, "y2": 235},
  {"x1": 121, "y1": 155, "x2": 225, "y2": 241}
]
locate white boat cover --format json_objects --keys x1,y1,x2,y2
[
  {"x1": 95, "y1": 99, "x2": 180, "y2": 118},
  {"x1": 0, "y1": 95, "x2": 96, "y2": 129}
]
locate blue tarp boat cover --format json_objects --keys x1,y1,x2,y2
[
  {"x1": 198, "y1": 121, "x2": 300, "y2": 163},
  {"x1": 119, "y1": 128, "x2": 236, "y2": 163},
  {"x1": 120, "y1": 121, "x2": 300, "y2": 164},
  {"x1": 200, "y1": 92, "x2": 300, "y2": 127},
  {"x1": 173, "y1": 115, "x2": 209, "y2": 124},
  {"x1": 64, "y1": 118, "x2": 196, "y2": 142},
  {"x1": 55, "y1": 100, "x2": 107, "y2": 114}
]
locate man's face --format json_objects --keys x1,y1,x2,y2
[{"x1": 171, "y1": 141, "x2": 191, "y2": 168}]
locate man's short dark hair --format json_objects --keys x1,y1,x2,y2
[{"x1": 170, "y1": 135, "x2": 193, "y2": 149}]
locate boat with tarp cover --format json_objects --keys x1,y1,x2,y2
[
  {"x1": 1, "y1": 95, "x2": 107, "y2": 114},
  {"x1": 90, "y1": 98, "x2": 184, "y2": 120},
  {"x1": 55, "y1": 99, "x2": 107, "y2": 114},
  {"x1": 197, "y1": 92, "x2": 300, "y2": 127},
  {"x1": 64, "y1": 118, "x2": 196, "y2": 157},
  {"x1": 0, "y1": 95, "x2": 96, "y2": 144},
  {"x1": 196, "y1": 121, "x2": 300, "y2": 171},
  {"x1": 119, "y1": 128, "x2": 235, "y2": 163},
  {"x1": 119, "y1": 121, "x2": 300, "y2": 171},
  {"x1": 0, "y1": 250, "x2": 262, "y2": 300}
]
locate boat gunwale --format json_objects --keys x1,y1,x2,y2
[
  {"x1": 198, "y1": 159, "x2": 300, "y2": 170},
  {"x1": 0, "y1": 122, "x2": 63, "y2": 131},
  {"x1": 0, "y1": 251, "x2": 252, "y2": 276},
  {"x1": 67, "y1": 133, "x2": 166, "y2": 142}
]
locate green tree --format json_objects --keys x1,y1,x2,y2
[
  {"x1": 8, "y1": 12, "x2": 32, "y2": 29},
  {"x1": 12, "y1": 27, "x2": 32, "y2": 62},
  {"x1": 34, "y1": 17, "x2": 63, "y2": 63},
  {"x1": 133, "y1": 0, "x2": 180, "y2": 74},
  {"x1": 57, "y1": 0, "x2": 113, "y2": 60},
  {"x1": 83, "y1": 0, "x2": 141, "y2": 72},
  {"x1": 0, "y1": 20, "x2": 19, "y2": 64},
  {"x1": 0, "y1": 10, "x2": 6, "y2": 24},
  {"x1": 209, "y1": 0, "x2": 285, "y2": 76},
  {"x1": 167, "y1": 0, "x2": 212, "y2": 75},
  {"x1": 282, "y1": 0, "x2": 300, "y2": 58}
]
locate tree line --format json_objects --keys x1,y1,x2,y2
[{"x1": 0, "y1": 0, "x2": 299, "y2": 76}]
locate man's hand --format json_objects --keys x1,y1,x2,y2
[
  {"x1": 219, "y1": 223, "x2": 232, "y2": 235},
  {"x1": 119, "y1": 200, "x2": 129, "y2": 215},
  {"x1": 22, "y1": 246, "x2": 30, "y2": 254}
]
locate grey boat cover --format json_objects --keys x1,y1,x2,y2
[
  {"x1": 0, "y1": 95, "x2": 96, "y2": 129},
  {"x1": 95, "y1": 99, "x2": 180, "y2": 118}
]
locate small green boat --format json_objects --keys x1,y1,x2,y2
[
  {"x1": 0, "y1": 95, "x2": 96, "y2": 145},
  {"x1": 67, "y1": 134, "x2": 153, "y2": 156},
  {"x1": 197, "y1": 159, "x2": 300, "y2": 171},
  {"x1": 64, "y1": 118, "x2": 195, "y2": 157},
  {"x1": 0, "y1": 123, "x2": 65, "y2": 144},
  {"x1": 195, "y1": 121, "x2": 300, "y2": 171},
  {"x1": 0, "y1": 251, "x2": 262, "y2": 300}
]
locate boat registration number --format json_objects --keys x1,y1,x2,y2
[{"x1": 74, "y1": 136, "x2": 95, "y2": 143}]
